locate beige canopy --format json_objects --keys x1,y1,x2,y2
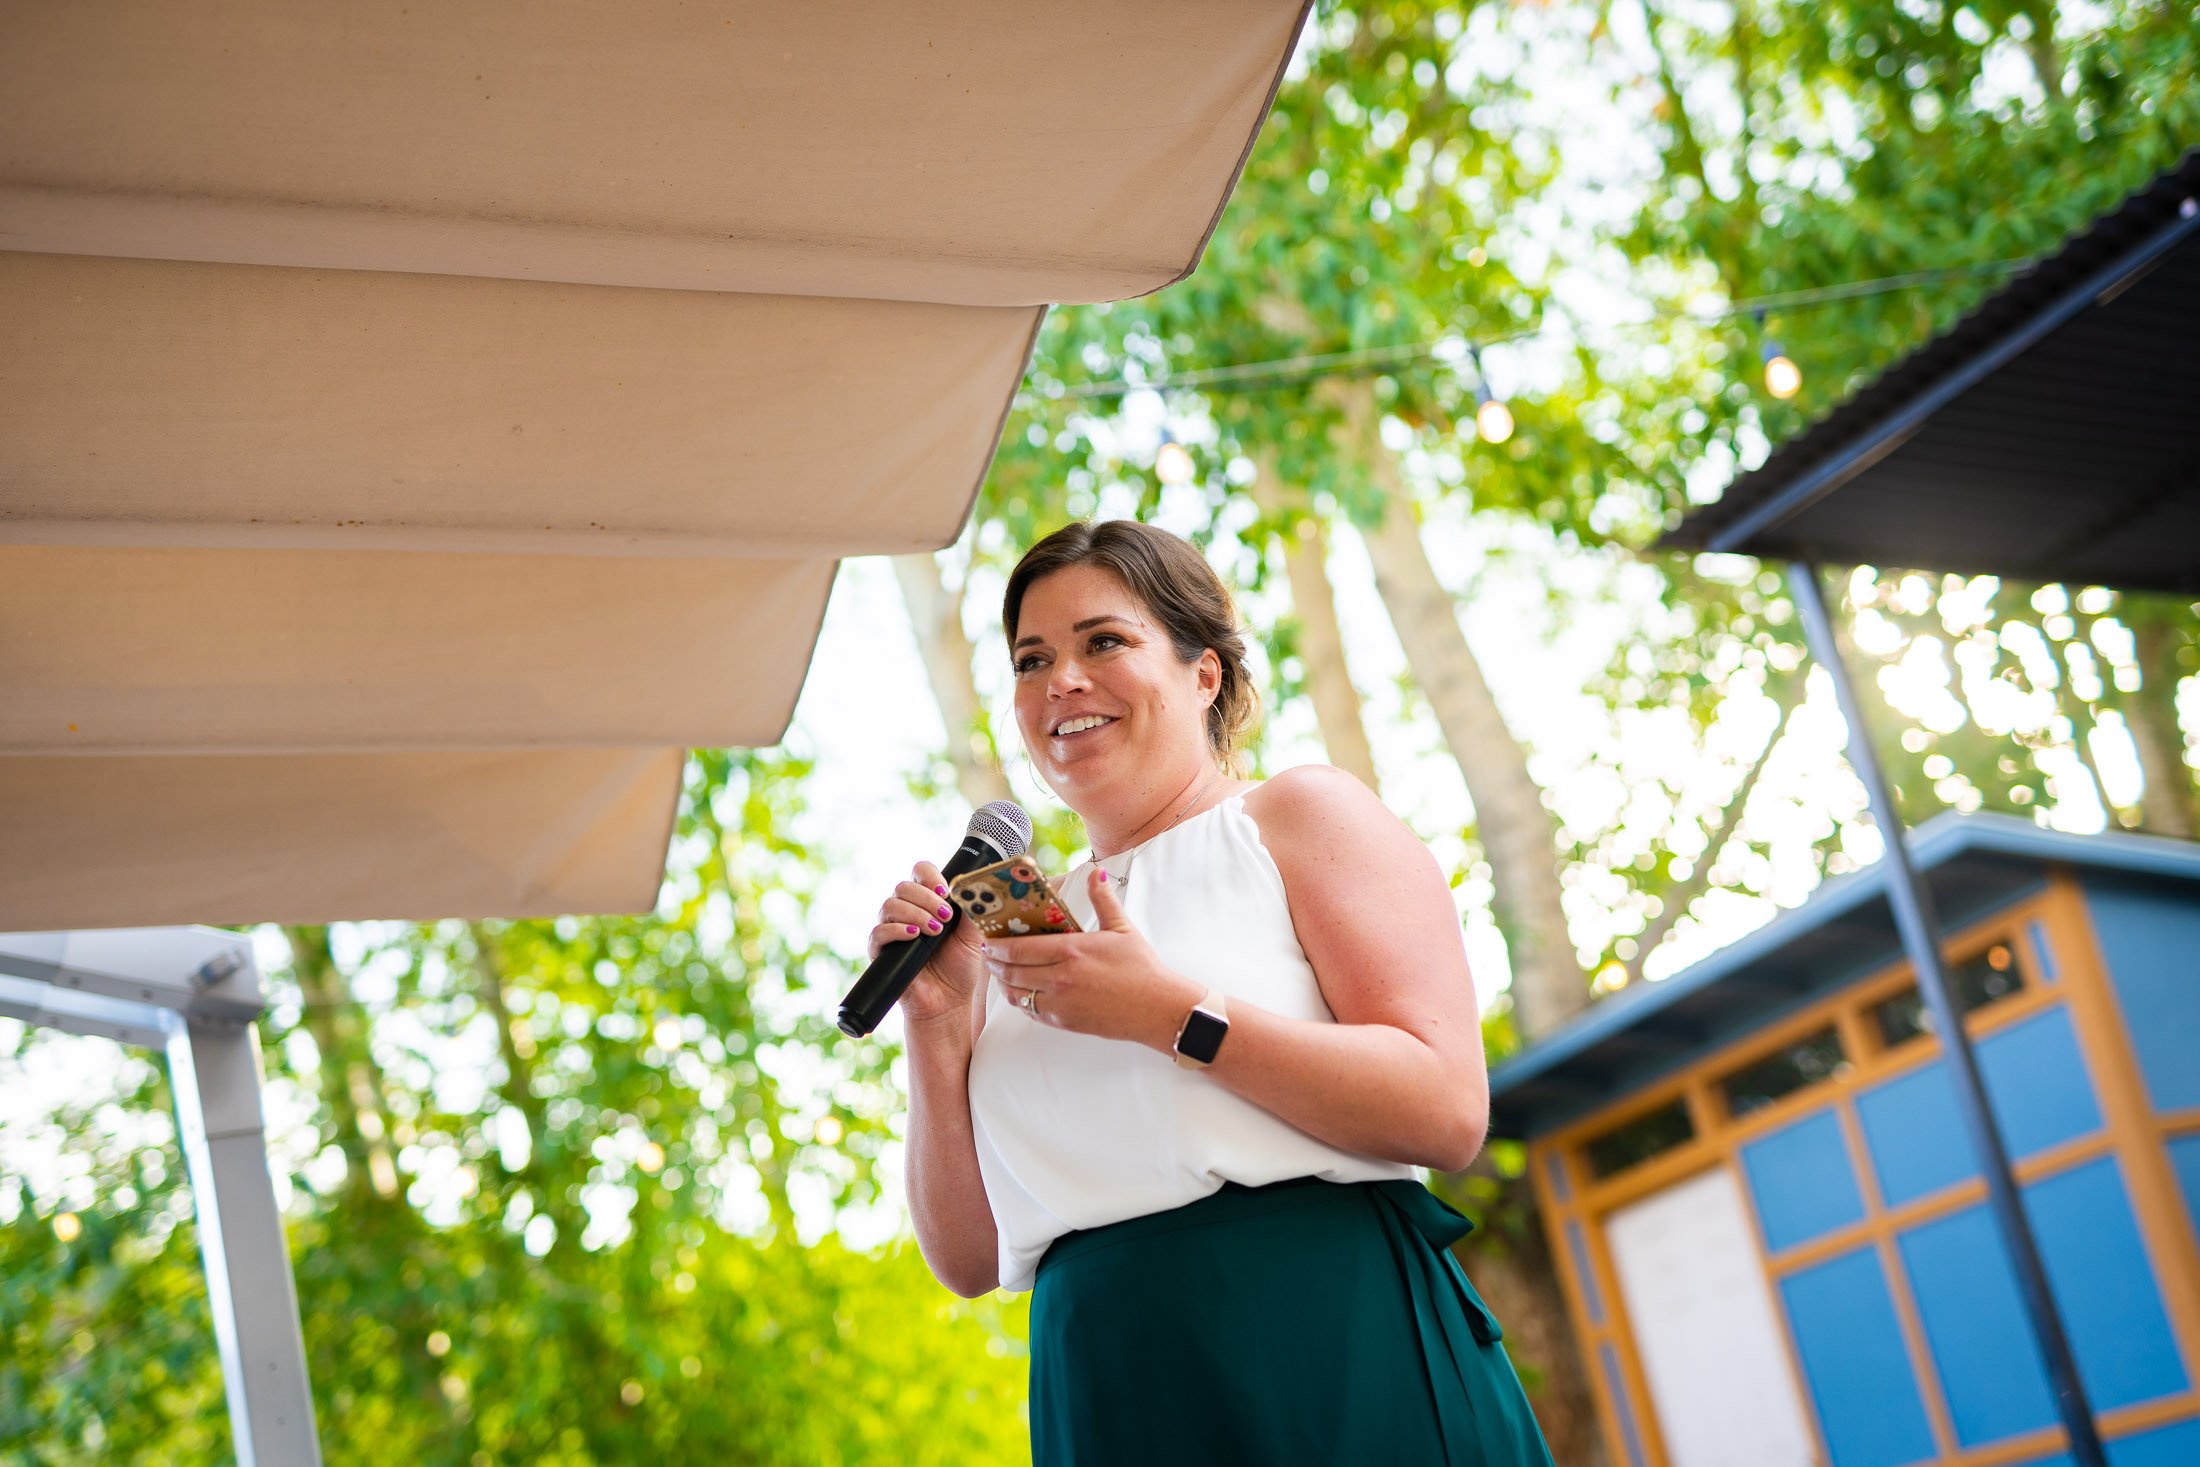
[{"x1": 0, "y1": 0, "x2": 1310, "y2": 928}]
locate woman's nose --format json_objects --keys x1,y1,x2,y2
[{"x1": 1047, "y1": 654, "x2": 1090, "y2": 697}]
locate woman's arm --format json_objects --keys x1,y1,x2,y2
[
  {"x1": 1204, "y1": 764, "x2": 1490, "y2": 1170},
  {"x1": 984, "y1": 766, "x2": 1490, "y2": 1172},
  {"x1": 902, "y1": 998, "x2": 1003, "y2": 1296},
  {"x1": 873, "y1": 864, "x2": 1001, "y2": 1296}
]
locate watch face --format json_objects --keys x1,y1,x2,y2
[{"x1": 1177, "y1": 1007, "x2": 1229, "y2": 1064}]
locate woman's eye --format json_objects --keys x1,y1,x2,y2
[
  {"x1": 1013, "y1": 655, "x2": 1045, "y2": 675},
  {"x1": 1088, "y1": 633, "x2": 1124, "y2": 652}
]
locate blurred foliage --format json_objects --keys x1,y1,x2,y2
[{"x1": 4, "y1": 751, "x2": 1028, "y2": 1465}]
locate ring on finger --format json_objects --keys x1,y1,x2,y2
[{"x1": 1019, "y1": 988, "x2": 1039, "y2": 1017}]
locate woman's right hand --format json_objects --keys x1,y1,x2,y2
[{"x1": 866, "y1": 861, "x2": 987, "y2": 1030}]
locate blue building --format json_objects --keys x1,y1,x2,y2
[{"x1": 1490, "y1": 813, "x2": 2200, "y2": 1467}]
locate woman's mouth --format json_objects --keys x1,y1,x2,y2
[{"x1": 1051, "y1": 715, "x2": 1118, "y2": 740}]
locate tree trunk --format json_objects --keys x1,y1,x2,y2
[
  {"x1": 893, "y1": 552, "x2": 1016, "y2": 811},
  {"x1": 1340, "y1": 387, "x2": 1586, "y2": 1038},
  {"x1": 1454, "y1": 1195, "x2": 1611, "y2": 1467},
  {"x1": 1250, "y1": 460, "x2": 1382, "y2": 791},
  {"x1": 2126, "y1": 605, "x2": 2199, "y2": 838},
  {"x1": 466, "y1": 923, "x2": 552, "y2": 1181},
  {"x1": 285, "y1": 925, "x2": 401, "y2": 1203},
  {"x1": 2020, "y1": 2, "x2": 2067, "y2": 103}
]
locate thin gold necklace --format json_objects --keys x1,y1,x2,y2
[{"x1": 1091, "y1": 772, "x2": 1222, "y2": 894}]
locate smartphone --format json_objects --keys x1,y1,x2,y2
[{"x1": 948, "y1": 856, "x2": 1082, "y2": 938}]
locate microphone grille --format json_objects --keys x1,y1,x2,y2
[{"x1": 967, "y1": 800, "x2": 1032, "y2": 860}]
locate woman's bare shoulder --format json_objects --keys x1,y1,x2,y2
[{"x1": 1241, "y1": 764, "x2": 1412, "y2": 859}]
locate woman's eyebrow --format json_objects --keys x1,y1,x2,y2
[{"x1": 1012, "y1": 614, "x2": 1132, "y2": 652}]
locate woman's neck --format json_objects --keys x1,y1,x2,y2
[{"x1": 1080, "y1": 761, "x2": 1232, "y2": 860}]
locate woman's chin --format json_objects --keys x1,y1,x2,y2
[{"x1": 1038, "y1": 746, "x2": 1121, "y2": 798}]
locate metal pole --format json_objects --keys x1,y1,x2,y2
[
  {"x1": 1788, "y1": 560, "x2": 2105, "y2": 1467},
  {"x1": 168, "y1": 1020, "x2": 323, "y2": 1467}
]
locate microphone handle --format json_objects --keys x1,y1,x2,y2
[{"x1": 836, "y1": 833, "x2": 1003, "y2": 1038}]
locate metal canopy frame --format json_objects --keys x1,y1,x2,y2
[
  {"x1": 0, "y1": 928, "x2": 320, "y2": 1466},
  {"x1": 1646, "y1": 153, "x2": 2200, "y2": 1467},
  {"x1": 1781, "y1": 560, "x2": 2106, "y2": 1465}
]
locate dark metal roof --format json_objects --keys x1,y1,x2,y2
[
  {"x1": 1488, "y1": 812, "x2": 2200, "y2": 1140},
  {"x1": 1660, "y1": 150, "x2": 2200, "y2": 594}
]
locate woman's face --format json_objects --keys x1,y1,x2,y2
[{"x1": 1010, "y1": 563, "x2": 1220, "y2": 809}]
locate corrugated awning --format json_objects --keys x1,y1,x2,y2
[
  {"x1": 0, "y1": 0, "x2": 1312, "y2": 928},
  {"x1": 1658, "y1": 149, "x2": 2200, "y2": 594}
]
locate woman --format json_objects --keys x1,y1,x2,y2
[{"x1": 871, "y1": 520, "x2": 1552, "y2": 1466}]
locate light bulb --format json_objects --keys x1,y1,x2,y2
[
  {"x1": 1764, "y1": 353, "x2": 1802, "y2": 400},
  {"x1": 1475, "y1": 397, "x2": 1515, "y2": 444},
  {"x1": 1155, "y1": 439, "x2": 1195, "y2": 487}
]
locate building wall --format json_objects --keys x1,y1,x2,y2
[{"x1": 1528, "y1": 873, "x2": 2200, "y2": 1467}]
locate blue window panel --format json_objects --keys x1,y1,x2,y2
[
  {"x1": 1597, "y1": 1342, "x2": 1646, "y2": 1467},
  {"x1": 1741, "y1": 1108, "x2": 1866, "y2": 1253},
  {"x1": 1565, "y1": 1219, "x2": 1603, "y2": 1324},
  {"x1": 1543, "y1": 1147, "x2": 1571, "y2": 1202},
  {"x1": 1982, "y1": 1007, "x2": 2103, "y2": 1158},
  {"x1": 2027, "y1": 1156, "x2": 2190, "y2": 1410},
  {"x1": 2027, "y1": 917, "x2": 2057, "y2": 982},
  {"x1": 2081, "y1": 877, "x2": 2200, "y2": 1112},
  {"x1": 2023, "y1": 1418, "x2": 2200, "y2": 1467},
  {"x1": 1856, "y1": 1006, "x2": 2102, "y2": 1208},
  {"x1": 2170, "y1": 1134, "x2": 2200, "y2": 1237},
  {"x1": 1858, "y1": 1060, "x2": 1975, "y2": 1207},
  {"x1": 2108, "y1": 1417, "x2": 2200, "y2": 1467},
  {"x1": 1780, "y1": 1246, "x2": 1939, "y2": 1467},
  {"x1": 1897, "y1": 1204, "x2": 2055, "y2": 1445}
]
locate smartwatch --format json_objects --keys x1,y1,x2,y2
[{"x1": 1172, "y1": 989, "x2": 1230, "y2": 1069}]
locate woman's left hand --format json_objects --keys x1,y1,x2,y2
[{"x1": 985, "y1": 871, "x2": 1202, "y2": 1053}]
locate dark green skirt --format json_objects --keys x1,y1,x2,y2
[{"x1": 1029, "y1": 1176, "x2": 1553, "y2": 1467}]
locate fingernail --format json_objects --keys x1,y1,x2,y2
[
  {"x1": 925, "y1": 919, "x2": 941, "y2": 932},
  {"x1": 905, "y1": 924, "x2": 919, "y2": 935},
  {"x1": 937, "y1": 905, "x2": 953, "y2": 919},
  {"x1": 1097, "y1": 869, "x2": 1109, "y2": 884},
  {"x1": 934, "y1": 885, "x2": 948, "y2": 896}
]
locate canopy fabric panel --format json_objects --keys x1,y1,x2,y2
[
  {"x1": 0, "y1": 750, "x2": 685, "y2": 931},
  {"x1": 0, "y1": 0, "x2": 1311, "y2": 307},
  {"x1": 0, "y1": 0, "x2": 1311, "y2": 929},
  {"x1": 1660, "y1": 150, "x2": 2200, "y2": 594},
  {"x1": 0, "y1": 548, "x2": 832, "y2": 756},
  {"x1": 0, "y1": 253, "x2": 1040, "y2": 558}
]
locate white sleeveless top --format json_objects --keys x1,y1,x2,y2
[{"x1": 966, "y1": 792, "x2": 1415, "y2": 1292}]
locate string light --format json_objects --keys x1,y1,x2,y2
[
  {"x1": 1756, "y1": 309, "x2": 1803, "y2": 399},
  {"x1": 1469, "y1": 346, "x2": 1514, "y2": 444},
  {"x1": 1154, "y1": 432, "x2": 1196, "y2": 486}
]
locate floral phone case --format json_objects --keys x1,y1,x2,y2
[{"x1": 949, "y1": 856, "x2": 1081, "y2": 937}]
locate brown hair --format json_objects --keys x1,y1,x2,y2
[{"x1": 1003, "y1": 520, "x2": 1260, "y2": 776}]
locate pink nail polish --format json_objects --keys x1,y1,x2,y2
[
  {"x1": 925, "y1": 919, "x2": 941, "y2": 932},
  {"x1": 1097, "y1": 869, "x2": 1109, "y2": 885},
  {"x1": 937, "y1": 905, "x2": 953, "y2": 919},
  {"x1": 905, "y1": 924, "x2": 919, "y2": 935},
  {"x1": 934, "y1": 885, "x2": 948, "y2": 896}
]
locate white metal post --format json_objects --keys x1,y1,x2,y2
[
  {"x1": 166, "y1": 1020, "x2": 322, "y2": 1467},
  {"x1": 0, "y1": 929, "x2": 322, "y2": 1465}
]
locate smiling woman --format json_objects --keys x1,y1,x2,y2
[{"x1": 868, "y1": 519, "x2": 1553, "y2": 1467}]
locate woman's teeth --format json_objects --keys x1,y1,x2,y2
[{"x1": 1054, "y1": 715, "x2": 1115, "y2": 737}]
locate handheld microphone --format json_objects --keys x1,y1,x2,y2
[{"x1": 837, "y1": 801, "x2": 1032, "y2": 1038}]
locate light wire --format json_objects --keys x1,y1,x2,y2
[{"x1": 1034, "y1": 258, "x2": 2031, "y2": 402}]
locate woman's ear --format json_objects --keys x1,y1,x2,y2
[{"x1": 1197, "y1": 648, "x2": 1222, "y2": 705}]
